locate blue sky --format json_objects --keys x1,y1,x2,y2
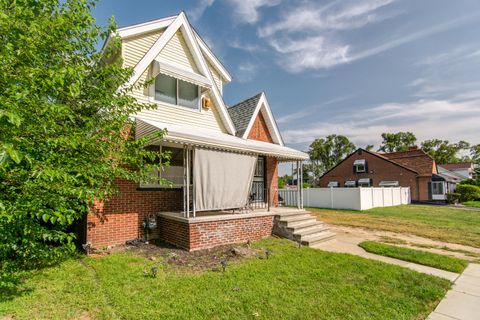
[{"x1": 93, "y1": 0, "x2": 480, "y2": 153}]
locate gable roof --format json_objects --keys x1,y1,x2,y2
[
  {"x1": 439, "y1": 162, "x2": 474, "y2": 170},
  {"x1": 228, "y1": 93, "x2": 262, "y2": 137},
  {"x1": 381, "y1": 148, "x2": 436, "y2": 175},
  {"x1": 117, "y1": 12, "x2": 236, "y2": 135},
  {"x1": 228, "y1": 92, "x2": 284, "y2": 146},
  {"x1": 115, "y1": 14, "x2": 231, "y2": 83},
  {"x1": 320, "y1": 148, "x2": 419, "y2": 179}
]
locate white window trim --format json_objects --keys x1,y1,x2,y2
[{"x1": 151, "y1": 75, "x2": 202, "y2": 112}]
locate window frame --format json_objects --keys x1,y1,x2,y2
[
  {"x1": 152, "y1": 73, "x2": 202, "y2": 112},
  {"x1": 139, "y1": 145, "x2": 186, "y2": 189}
]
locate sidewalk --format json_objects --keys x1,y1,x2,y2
[
  {"x1": 312, "y1": 233, "x2": 459, "y2": 281},
  {"x1": 428, "y1": 263, "x2": 480, "y2": 320}
]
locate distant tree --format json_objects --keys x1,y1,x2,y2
[
  {"x1": 421, "y1": 139, "x2": 470, "y2": 164},
  {"x1": 378, "y1": 132, "x2": 417, "y2": 153},
  {"x1": 308, "y1": 135, "x2": 356, "y2": 183},
  {"x1": 472, "y1": 144, "x2": 480, "y2": 164},
  {"x1": 365, "y1": 144, "x2": 374, "y2": 151}
]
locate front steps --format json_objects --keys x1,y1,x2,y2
[{"x1": 273, "y1": 210, "x2": 335, "y2": 246}]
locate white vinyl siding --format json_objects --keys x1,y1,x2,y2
[
  {"x1": 158, "y1": 31, "x2": 199, "y2": 73},
  {"x1": 208, "y1": 61, "x2": 223, "y2": 94},
  {"x1": 122, "y1": 30, "x2": 163, "y2": 69},
  {"x1": 121, "y1": 28, "x2": 227, "y2": 133}
]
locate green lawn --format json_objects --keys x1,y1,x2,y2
[
  {"x1": 359, "y1": 241, "x2": 468, "y2": 273},
  {"x1": 463, "y1": 201, "x2": 480, "y2": 208},
  {"x1": 309, "y1": 205, "x2": 480, "y2": 248},
  {"x1": 0, "y1": 238, "x2": 450, "y2": 320}
]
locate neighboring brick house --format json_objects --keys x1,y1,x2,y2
[
  {"x1": 318, "y1": 147, "x2": 443, "y2": 202},
  {"x1": 82, "y1": 13, "x2": 307, "y2": 251}
]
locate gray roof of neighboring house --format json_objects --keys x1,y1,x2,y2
[{"x1": 227, "y1": 92, "x2": 262, "y2": 137}]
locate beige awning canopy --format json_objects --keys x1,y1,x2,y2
[
  {"x1": 152, "y1": 59, "x2": 212, "y2": 88},
  {"x1": 135, "y1": 118, "x2": 309, "y2": 161}
]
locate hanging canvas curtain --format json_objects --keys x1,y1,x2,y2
[{"x1": 194, "y1": 148, "x2": 257, "y2": 211}]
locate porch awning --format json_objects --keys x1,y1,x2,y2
[
  {"x1": 135, "y1": 118, "x2": 309, "y2": 161},
  {"x1": 379, "y1": 180, "x2": 399, "y2": 187},
  {"x1": 152, "y1": 59, "x2": 212, "y2": 88},
  {"x1": 344, "y1": 180, "x2": 356, "y2": 187}
]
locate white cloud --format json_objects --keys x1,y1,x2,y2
[
  {"x1": 236, "y1": 62, "x2": 258, "y2": 83},
  {"x1": 259, "y1": 0, "x2": 394, "y2": 37},
  {"x1": 189, "y1": 0, "x2": 215, "y2": 22},
  {"x1": 282, "y1": 99, "x2": 480, "y2": 148},
  {"x1": 229, "y1": 38, "x2": 266, "y2": 53},
  {"x1": 258, "y1": 0, "x2": 477, "y2": 72},
  {"x1": 227, "y1": 0, "x2": 282, "y2": 25},
  {"x1": 277, "y1": 96, "x2": 352, "y2": 124}
]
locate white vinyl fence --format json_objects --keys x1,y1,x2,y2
[{"x1": 278, "y1": 187, "x2": 410, "y2": 210}]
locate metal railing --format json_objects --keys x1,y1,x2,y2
[{"x1": 248, "y1": 185, "x2": 269, "y2": 211}]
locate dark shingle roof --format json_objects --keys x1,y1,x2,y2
[{"x1": 227, "y1": 92, "x2": 262, "y2": 137}]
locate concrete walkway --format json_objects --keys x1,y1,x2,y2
[
  {"x1": 312, "y1": 233, "x2": 459, "y2": 281},
  {"x1": 428, "y1": 263, "x2": 480, "y2": 320}
]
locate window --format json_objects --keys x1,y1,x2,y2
[
  {"x1": 353, "y1": 159, "x2": 366, "y2": 173},
  {"x1": 431, "y1": 181, "x2": 444, "y2": 195},
  {"x1": 345, "y1": 180, "x2": 356, "y2": 187},
  {"x1": 140, "y1": 146, "x2": 185, "y2": 188},
  {"x1": 154, "y1": 74, "x2": 199, "y2": 110},
  {"x1": 358, "y1": 178, "x2": 371, "y2": 187},
  {"x1": 327, "y1": 181, "x2": 339, "y2": 187},
  {"x1": 379, "y1": 181, "x2": 399, "y2": 187}
]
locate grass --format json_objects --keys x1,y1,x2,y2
[
  {"x1": 359, "y1": 241, "x2": 468, "y2": 273},
  {"x1": 309, "y1": 205, "x2": 480, "y2": 248},
  {"x1": 0, "y1": 238, "x2": 451, "y2": 320},
  {"x1": 463, "y1": 201, "x2": 480, "y2": 208}
]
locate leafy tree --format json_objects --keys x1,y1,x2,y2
[
  {"x1": 0, "y1": 0, "x2": 164, "y2": 288},
  {"x1": 472, "y1": 144, "x2": 480, "y2": 164},
  {"x1": 365, "y1": 144, "x2": 374, "y2": 151},
  {"x1": 421, "y1": 139, "x2": 470, "y2": 164},
  {"x1": 378, "y1": 132, "x2": 417, "y2": 153},
  {"x1": 308, "y1": 135, "x2": 356, "y2": 183}
]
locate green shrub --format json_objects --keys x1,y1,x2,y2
[
  {"x1": 456, "y1": 184, "x2": 480, "y2": 202},
  {"x1": 446, "y1": 192, "x2": 460, "y2": 204},
  {"x1": 459, "y1": 178, "x2": 480, "y2": 187}
]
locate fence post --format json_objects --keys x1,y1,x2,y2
[{"x1": 330, "y1": 187, "x2": 334, "y2": 209}]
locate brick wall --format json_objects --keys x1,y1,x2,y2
[
  {"x1": 318, "y1": 149, "x2": 424, "y2": 201},
  {"x1": 247, "y1": 111, "x2": 273, "y2": 143},
  {"x1": 158, "y1": 215, "x2": 274, "y2": 251},
  {"x1": 87, "y1": 178, "x2": 182, "y2": 247},
  {"x1": 266, "y1": 157, "x2": 279, "y2": 207}
]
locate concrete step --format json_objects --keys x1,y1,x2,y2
[
  {"x1": 295, "y1": 225, "x2": 331, "y2": 240},
  {"x1": 286, "y1": 220, "x2": 319, "y2": 230},
  {"x1": 277, "y1": 213, "x2": 313, "y2": 222},
  {"x1": 275, "y1": 210, "x2": 309, "y2": 218},
  {"x1": 284, "y1": 217, "x2": 318, "y2": 228},
  {"x1": 301, "y1": 232, "x2": 336, "y2": 246},
  {"x1": 289, "y1": 222, "x2": 325, "y2": 234}
]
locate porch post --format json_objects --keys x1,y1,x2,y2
[
  {"x1": 296, "y1": 160, "x2": 301, "y2": 209},
  {"x1": 192, "y1": 147, "x2": 196, "y2": 217},
  {"x1": 186, "y1": 146, "x2": 190, "y2": 218},
  {"x1": 183, "y1": 147, "x2": 186, "y2": 216},
  {"x1": 300, "y1": 161, "x2": 304, "y2": 209}
]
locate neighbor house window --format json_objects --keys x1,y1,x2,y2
[
  {"x1": 140, "y1": 146, "x2": 185, "y2": 188},
  {"x1": 353, "y1": 159, "x2": 366, "y2": 173},
  {"x1": 344, "y1": 180, "x2": 356, "y2": 187},
  {"x1": 155, "y1": 74, "x2": 199, "y2": 110},
  {"x1": 327, "y1": 181, "x2": 339, "y2": 187},
  {"x1": 431, "y1": 181, "x2": 444, "y2": 195},
  {"x1": 357, "y1": 178, "x2": 371, "y2": 187}
]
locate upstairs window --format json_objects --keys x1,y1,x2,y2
[
  {"x1": 345, "y1": 180, "x2": 356, "y2": 187},
  {"x1": 353, "y1": 159, "x2": 366, "y2": 173},
  {"x1": 327, "y1": 181, "x2": 339, "y2": 188},
  {"x1": 155, "y1": 74, "x2": 199, "y2": 110}
]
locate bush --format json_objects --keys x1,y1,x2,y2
[
  {"x1": 446, "y1": 192, "x2": 461, "y2": 204},
  {"x1": 459, "y1": 178, "x2": 480, "y2": 187},
  {"x1": 456, "y1": 184, "x2": 480, "y2": 202}
]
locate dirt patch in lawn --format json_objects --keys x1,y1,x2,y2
[
  {"x1": 92, "y1": 239, "x2": 270, "y2": 274},
  {"x1": 331, "y1": 225, "x2": 480, "y2": 262}
]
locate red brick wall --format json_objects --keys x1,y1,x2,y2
[
  {"x1": 248, "y1": 112, "x2": 274, "y2": 143},
  {"x1": 318, "y1": 149, "x2": 423, "y2": 201},
  {"x1": 266, "y1": 157, "x2": 279, "y2": 207},
  {"x1": 158, "y1": 215, "x2": 274, "y2": 251},
  {"x1": 87, "y1": 178, "x2": 182, "y2": 247}
]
